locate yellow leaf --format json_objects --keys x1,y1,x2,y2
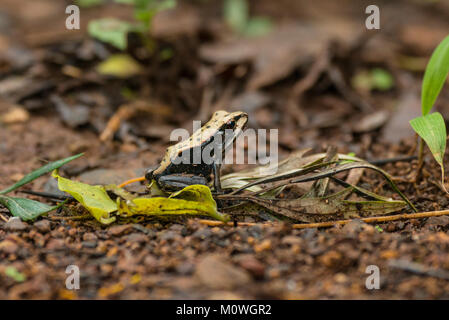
[
  {"x1": 117, "y1": 185, "x2": 228, "y2": 222},
  {"x1": 52, "y1": 170, "x2": 117, "y2": 224},
  {"x1": 96, "y1": 54, "x2": 142, "y2": 78}
]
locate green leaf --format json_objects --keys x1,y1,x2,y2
[
  {"x1": 422, "y1": 34, "x2": 449, "y2": 115},
  {"x1": 53, "y1": 171, "x2": 118, "y2": 224},
  {"x1": 410, "y1": 113, "x2": 446, "y2": 165},
  {"x1": 0, "y1": 195, "x2": 60, "y2": 221},
  {"x1": 352, "y1": 68, "x2": 394, "y2": 92},
  {"x1": 96, "y1": 54, "x2": 143, "y2": 78},
  {"x1": 371, "y1": 68, "x2": 394, "y2": 90},
  {"x1": 75, "y1": 0, "x2": 104, "y2": 8},
  {"x1": 114, "y1": 0, "x2": 135, "y2": 4},
  {"x1": 5, "y1": 267, "x2": 26, "y2": 283},
  {"x1": 224, "y1": 0, "x2": 248, "y2": 33},
  {"x1": 0, "y1": 153, "x2": 83, "y2": 195},
  {"x1": 156, "y1": 0, "x2": 176, "y2": 11},
  {"x1": 410, "y1": 112, "x2": 447, "y2": 188},
  {"x1": 244, "y1": 17, "x2": 273, "y2": 37},
  {"x1": 88, "y1": 18, "x2": 134, "y2": 50}
]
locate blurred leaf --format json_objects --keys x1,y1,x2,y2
[
  {"x1": 0, "y1": 196, "x2": 59, "y2": 221},
  {"x1": 156, "y1": 0, "x2": 176, "y2": 11},
  {"x1": 114, "y1": 0, "x2": 135, "y2": 3},
  {"x1": 97, "y1": 54, "x2": 142, "y2": 78},
  {"x1": 88, "y1": 18, "x2": 134, "y2": 50},
  {"x1": 422, "y1": 34, "x2": 449, "y2": 115},
  {"x1": 53, "y1": 171, "x2": 118, "y2": 224},
  {"x1": 0, "y1": 153, "x2": 83, "y2": 195},
  {"x1": 75, "y1": 0, "x2": 104, "y2": 8},
  {"x1": 118, "y1": 185, "x2": 228, "y2": 222},
  {"x1": 352, "y1": 68, "x2": 394, "y2": 92},
  {"x1": 5, "y1": 267, "x2": 26, "y2": 283},
  {"x1": 410, "y1": 112, "x2": 447, "y2": 189},
  {"x1": 371, "y1": 68, "x2": 394, "y2": 90},
  {"x1": 224, "y1": 0, "x2": 248, "y2": 33},
  {"x1": 244, "y1": 17, "x2": 273, "y2": 37},
  {"x1": 133, "y1": 0, "x2": 176, "y2": 26},
  {"x1": 134, "y1": 8, "x2": 154, "y2": 27}
]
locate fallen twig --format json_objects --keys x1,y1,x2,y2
[
  {"x1": 0, "y1": 212, "x2": 8, "y2": 222},
  {"x1": 198, "y1": 209, "x2": 449, "y2": 229},
  {"x1": 118, "y1": 176, "x2": 146, "y2": 188},
  {"x1": 49, "y1": 215, "x2": 92, "y2": 221}
]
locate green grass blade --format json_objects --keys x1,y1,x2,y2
[
  {"x1": 0, "y1": 153, "x2": 83, "y2": 195},
  {"x1": 422, "y1": 34, "x2": 449, "y2": 115}
]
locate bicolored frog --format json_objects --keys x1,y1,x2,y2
[{"x1": 145, "y1": 110, "x2": 248, "y2": 192}]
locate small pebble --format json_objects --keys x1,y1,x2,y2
[
  {"x1": 5, "y1": 217, "x2": 27, "y2": 231},
  {"x1": 34, "y1": 219, "x2": 51, "y2": 233}
]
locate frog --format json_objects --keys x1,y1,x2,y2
[{"x1": 145, "y1": 110, "x2": 248, "y2": 193}]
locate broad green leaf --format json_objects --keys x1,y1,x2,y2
[
  {"x1": 88, "y1": 18, "x2": 134, "y2": 50},
  {"x1": 410, "y1": 112, "x2": 447, "y2": 189},
  {"x1": 118, "y1": 185, "x2": 228, "y2": 222},
  {"x1": 422, "y1": 34, "x2": 449, "y2": 115},
  {"x1": 224, "y1": 0, "x2": 248, "y2": 33},
  {"x1": 53, "y1": 171, "x2": 117, "y2": 224},
  {"x1": 75, "y1": 0, "x2": 104, "y2": 8},
  {"x1": 244, "y1": 17, "x2": 273, "y2": 37},
  {"x1": 5, "y1": 267, "x2": 26, "y2": 283},
  {"x1": 0, "y1": 153, "x2": 83, "y2": 195},
  {"x1": 96, "y1": 54, "x2": 142, "y2": 78},
  {"x1": 0, "y1": 195, "x2": 60, "y2": 221}
]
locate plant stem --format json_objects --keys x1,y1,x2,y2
[{"x1": 415, "y1": 137, "x2": 424, "y2": 181}]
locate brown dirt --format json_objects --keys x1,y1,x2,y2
[{"x1": 1, "y1": 0, "x2": 449, "y2": 299}]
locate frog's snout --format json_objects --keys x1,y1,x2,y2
[{"x1": 145, "y1": 169, "x2": 154, "y2": 181}]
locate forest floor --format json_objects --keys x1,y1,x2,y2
[{"x1": 1, "y1": 0, "x2": 449, "y2": 299}]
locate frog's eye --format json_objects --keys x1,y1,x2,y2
[{"x1": 227, "y1": 119, "x2": 236, "y2": 128}]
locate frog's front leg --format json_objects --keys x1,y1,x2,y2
[
  {"x1": 157, "y1": 174, "x2": 208, "y2": 192},
  {"x1": 213, "y1": 162, "x2": 223, "y2": 194}
]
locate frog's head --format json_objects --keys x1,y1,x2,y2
[
  {"x1": 210, "y1": 110, "x2": 248, "y2": 133},
  {"x1": 145, "y1": 110, "x2": 248, "y2": 183},
  {"x1": 207, "y1": 110, "x2": 248, "y2": 153}
]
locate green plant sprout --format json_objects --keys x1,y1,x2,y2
[
  {"x1": 410, "y1": 34, "x2": 449, "y2": 191},
  {"x1": 88, "y1": 0, "x2": 176, "y2": 50},
  {"x1": 224, "y1": 0, "x2": 272, "y2": 37},
  {"x1": 0, "y1": 154, "x2": 83, "y2": 220}
]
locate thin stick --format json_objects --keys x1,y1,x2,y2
[
  {"x1": 0, "y1": 212, "x2": 8, "y2": 222},
  {"x1": 118, "y1": 176, "x2": 146, "y2": 188},
  {"x1": 197, "y1": 209, "x2": 449, "y2": 229},
  {"x1": 49, "y1": 215, "x2": 92, "y2": 221}
]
